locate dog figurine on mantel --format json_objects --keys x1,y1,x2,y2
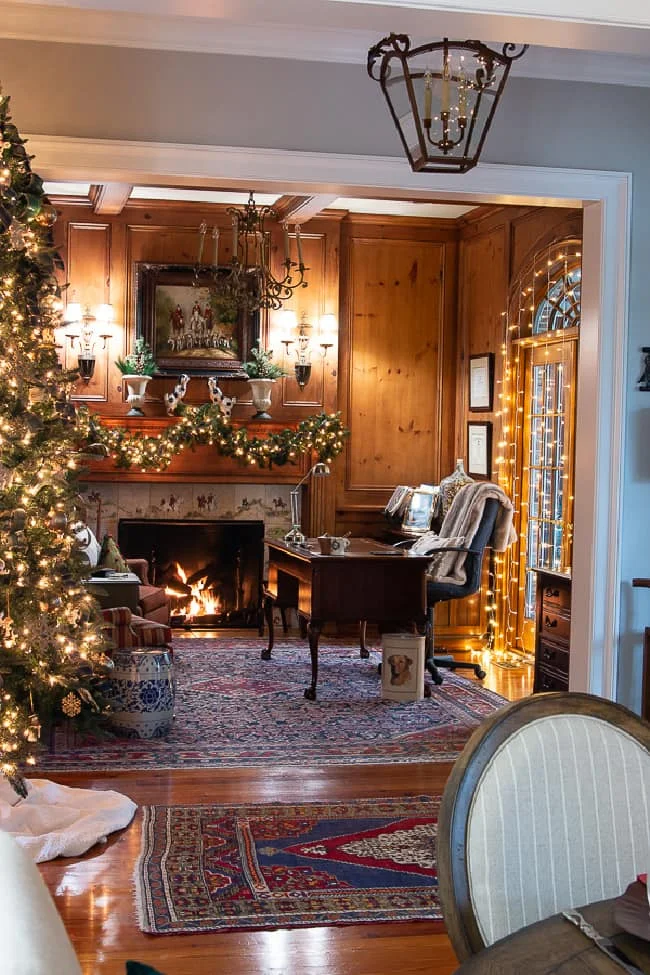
[
  {"x1": 207, "y1": 377, "x2": 236, "y2": 419},
  {"x1": 164, "y1": 373, "x2": 190, "y2": 415}
]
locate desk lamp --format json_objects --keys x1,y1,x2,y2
[{"x1": 285, "y1": 462, "x2": 330, "y2": 546}]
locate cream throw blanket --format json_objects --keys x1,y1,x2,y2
[{"x1": 429, "y1": 481, "x2": 516, "y2": 585}]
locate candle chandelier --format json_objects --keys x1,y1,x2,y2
[
  {"x1": 367, "y1": 35, "x2": 528, "y2": 174},
  {"x1": 197, "y1": 192, "x2": 308, "y2": 314}
]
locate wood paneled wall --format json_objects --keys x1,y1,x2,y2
[
  {"x1": 51, "y1": 197, "x2": 581, "y2": 549},
  {"x1": 454, "y1": 205, "x2": 584, "y2": 465},
  {"x1": 52, "y1": 200, "x2": 341, "y2": 425},
  {"x1": 336, "y1": 216, "x2": 459, "y2": 536}
]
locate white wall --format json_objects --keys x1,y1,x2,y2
[{"x1": 1, "y1": 38, "x2": 648, "y2": 708}]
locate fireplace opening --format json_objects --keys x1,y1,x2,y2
[{"x1": 118, "y1": 519, "x2": 264, "y2": 629}]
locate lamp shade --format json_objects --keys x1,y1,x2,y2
[
  {"x1": 368, "y1": 35, "x2": 528, "y2": 174},
  {"x1": 64, "y1": 301, "x2": 82, "y2": 324}
]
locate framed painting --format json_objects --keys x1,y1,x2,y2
[
  {"x1": 135, "y1": 263, "x2": 260, "y2": 377},
  {"x1": 469, "y1": 352, "x2": 495, "y2": 412},
  {"x1": 467, "y1": 421, "x2": 492, "y2": 480}
]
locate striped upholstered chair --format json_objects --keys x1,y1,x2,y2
[{"x1": 437, "y1": 692, "x2": 650, "y2": 962}]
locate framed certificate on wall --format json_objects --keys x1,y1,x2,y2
[
  {"x1": 467, "y1": 421, "x2": 492, "y2": 479},
  {"x1": 469, "y1": 353, "x2": 494, "y2": 412}
]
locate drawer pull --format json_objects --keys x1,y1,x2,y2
[
  {"x1": 545, "y1": 588, "x2": 560, "y2": 598},
  {"x1": 544, "y1": 615, "x2": 558, "y2": 628}
]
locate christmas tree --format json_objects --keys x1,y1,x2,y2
[{"x1": 0, "y1": 85, "x2": 110, "y2": 795}]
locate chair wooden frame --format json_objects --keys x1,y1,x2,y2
[{"x1": 437, "y1": 692, "x2": 650, "y2": 963}]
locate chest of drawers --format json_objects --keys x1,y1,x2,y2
[{"x1": 533, "y1": 569, "x2": 572, "y2": 692}]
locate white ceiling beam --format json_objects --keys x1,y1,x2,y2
[
  {"x1": 90, "y1": 182, "x2": 133, "y2": 214},
  {"x1": 275, "y1": 194, "x2": 339, "y2": 224}
]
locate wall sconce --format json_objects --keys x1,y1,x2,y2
[
  {"x1": 294, "y1": 313, "x2": 313, "y2": 389},
  {"x1": 279, "y1": 310, "x2": 314, "y2": 389},
  {"x1": 285, "y1": 461, "x2": 331, "y2": 546},
  {"x1": 319, "y1": 313, "x2": 337, "y2": 358},
  {"x1": 64, "y1": 300, "x2": 113, "y2": 383}
]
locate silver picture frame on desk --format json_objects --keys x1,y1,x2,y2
[{"x1": 401, "y1": 489, "x2": 436, "y2": 534}]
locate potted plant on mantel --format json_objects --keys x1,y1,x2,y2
[
  {"x1": 241, "y1": 343, "x2": 287, "y2": 420},
  {"x1": 115, "y1": 337, "x2": 157, "y2": 416}
]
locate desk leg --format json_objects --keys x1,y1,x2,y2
[
  {"x1": 304, "y1": 620, "x2": 322, "y2": 701},
  {"x1": 261, "y1": 593, "x2": 274, "y2": 660},
  {"x1": 359, "y1": 620, "x2": 369, "y2": 659}
]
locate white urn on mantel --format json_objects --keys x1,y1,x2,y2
[
  {"x1": 122, "y1": 374, "x2": 152, "y2": 417},
  {"x1": 247, "y1": 378, "x2": 276, "y2": 421},
  {"x1": 242, "y1": 344, "x2": 287, "y2": 421}
]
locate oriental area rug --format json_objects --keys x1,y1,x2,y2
[
  {"x1": 39, "y1": 638, "x2": 506, "y2": 772},
  {"x1": 136, "y1": 795, "x2": 442, "y2": 934}
]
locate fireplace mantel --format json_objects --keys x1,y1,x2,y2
[{"x1": 81, "y1": 416, "x2": 311, "y2": 484}]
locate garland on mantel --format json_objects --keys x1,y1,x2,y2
[{"x1": 76, "y1": 405, "x2": 348, "y2": 472}]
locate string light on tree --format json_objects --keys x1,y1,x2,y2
[{"x1": 0, "y1": 83, "x2": 111, "y2": 794}]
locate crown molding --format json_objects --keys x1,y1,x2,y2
[
  {"x1": 328, "y1": 0, "x2": 650, "y2": 30},
  {"x1": 2, "y1": 2, "x2": 650, "y2": 85}
]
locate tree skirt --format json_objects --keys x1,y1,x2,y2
[
  {"x1": 136, "y1": 795, "x2": 442, "y2": 934},
  {"x1": 0, "y1": 778, "x2": 136, "y2": 862},
  {"x1": 38, "y1": 638, "x2": 506, "y2": 771}
]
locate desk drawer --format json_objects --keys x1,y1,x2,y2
[
  {"x1": 538, "y1": 638, "x2": 569, "y2": 677},
  {"x1": 540, "y1": 607, "x2": 571, "y2": 644}
]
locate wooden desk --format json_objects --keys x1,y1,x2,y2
[
  {"x1": 264, "y1": 537, "x2": 431, "y2": 700},
  {"x1": 453, "y1": 899, "x2": 650, "y2": 974}
]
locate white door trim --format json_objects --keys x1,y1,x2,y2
[{"x1": 28, "y1": 134, "x2": 630, "y2": 700}]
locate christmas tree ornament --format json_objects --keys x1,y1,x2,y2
[
  {"x1": 35, "y1": 202, "x2": 57, "y2": 226},
  {"x1": 8, "y1": 217, "x2": 25, "y2": 249},
  {"x1": 61, "y1": 692, "x2": 82, "y2": 718},
  {"x1": 10, "y1": 508, "x2": 26, "y2": 531},
  {"x1": 49, "y1": 511, "x2": 68, "y2": 531},
  {"x1": 26, "y1": 713, "x2": 41, "y2": 742}
]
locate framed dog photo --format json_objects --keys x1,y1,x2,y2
[
  {"x1": 467, "y1": 421, "x2": 492, "y2": 480},
  {"x1": 381, "y1": 634, "x2": 425, "y2": 702},
  {"x1": 469, "y1": 353, "x2": 494, "y2": 412}
]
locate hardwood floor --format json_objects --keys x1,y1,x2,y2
[{"x1": 37, "y1": 651, "x2": 533, "y2": 975}]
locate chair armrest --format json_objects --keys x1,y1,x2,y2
[{"x1": 126, "y1": 558, "x2": 149, "y2": 585}]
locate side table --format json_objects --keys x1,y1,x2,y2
[{"x1": 85, "y1": 572, "x2": 140, "y2": 613}]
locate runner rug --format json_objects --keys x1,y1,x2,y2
[
  {"x1": 136, "y1": 795, "x2": 442, "y2": 934},
  {"x1": 39, "y1": 637, "x2": 506, "y2": 771}
]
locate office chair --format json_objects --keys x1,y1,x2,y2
[
  {"x1": 437, "y1": 692, "x2": 650, "y2": 962},
  {"x1": 424, "y1": 496, "x2": 500, "y2": 685}
]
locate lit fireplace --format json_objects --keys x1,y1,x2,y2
[{"x1": 118, "y1": 519, "x2": 264, "y2": 629}]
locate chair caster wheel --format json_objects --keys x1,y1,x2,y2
[
  {"x1": 304, "y1": 687, "x2": 316, "y2": 701},
  {"x1": 432, "y1": 673, "x2": 443, "y2": 685},
  {"x1": 261, "y1": 649, "x2": 271, "y2": 661},
  {"x1": 475, "y1": 667, "x2": 486, "y2": 680}
]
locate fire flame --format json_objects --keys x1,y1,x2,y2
[{"x1": 165, "y1": 561, "x2": 223, "y2": 619}]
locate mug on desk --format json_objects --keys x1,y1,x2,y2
[{"x1": 317, "y1": 535, "x2": 350, "y2": 555}]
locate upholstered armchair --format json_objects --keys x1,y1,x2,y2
[{"x1": 126, "y1": 557, "x2": 171, "y2": 626}]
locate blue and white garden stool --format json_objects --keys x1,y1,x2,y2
[{"x1": 106, "y1": 648, "x2": 174, "y2": 739}]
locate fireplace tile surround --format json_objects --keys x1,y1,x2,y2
[{"x1": 81, "y1": 482, "x2": 293, "y2": 542}]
